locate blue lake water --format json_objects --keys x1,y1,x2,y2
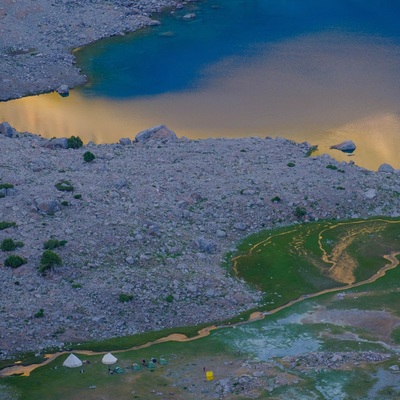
[{"x1": 2, "y1": 0, "x2": 400, "y2": 169}]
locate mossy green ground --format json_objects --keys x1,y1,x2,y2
[{"x1": 2, "y1": 218, "x2": 400, "y2": 399}]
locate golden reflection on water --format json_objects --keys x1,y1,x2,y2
[{"x1": 1, "y1": 32, "x2": 400, "y2": 170}]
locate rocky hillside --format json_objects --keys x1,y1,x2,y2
[{"x1": 1, "y1": 123, "x2": 400, "y2": 358}]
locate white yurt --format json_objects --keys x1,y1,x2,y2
[
  {"x1": 62, "y1": 353, "x2": 83, "y2": 368},
  {"x1": 102, "y1": 352, "x2": 117, "y2": 365}
]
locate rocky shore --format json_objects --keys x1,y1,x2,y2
[
  {"x1": 0, "y1": 0, "x2": 189, "y2": 101},
  {"x1": 2, "y1": 0, "x2": 400, "y2": 364},
  {"x1": 1, "y1": 123, "x2": 400, "y2": 359}
]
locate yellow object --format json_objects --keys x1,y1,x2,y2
[{"x1": 206, "y1": 371, "x2": 214, "y2": 381}]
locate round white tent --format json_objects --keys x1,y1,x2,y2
[
  {"x1": 102, "y1": 352, "x2": 117, "y2": 365},
  {"x1": 62, "y1": 353, "x2": 83, "y2": 368}
]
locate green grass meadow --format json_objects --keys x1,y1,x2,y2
[{"x1": 2, "y1": 217, "x2": 400, "y2": 399}]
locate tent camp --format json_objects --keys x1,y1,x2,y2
[
  {"x1": 62, "y1": 353, "x2": 83, "y2": 368},
  {"x1": 102, "y1": 353, "x2": 117, "y2": 365}
]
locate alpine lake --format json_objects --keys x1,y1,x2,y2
[
  {"x1": 1, "y1": 0, "x2": 400, "y2": 170},
  {"x1": 1, "y1": 1, "x2": 400, "y2": 398}
]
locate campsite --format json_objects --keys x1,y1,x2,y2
[{"x1": 2, "y1": 218, "x2": 400, "y2": 399}]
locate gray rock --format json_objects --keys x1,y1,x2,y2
[
  {"x1": 216, "y1": 230, "x2": 226, "y2": 238},
  {"x1": 195, "y1": 237, "x2": 217, "y2": 254},
  {"x1": 378, "y1": 163, "x2": 395, "y2": 173},
  {"x1": 330, "y1": 140, "x2": 356, "y2": 153},
  {"x1": 183, "y1": 13, "x2": 196, "y2": 20},
  {"x1": 56, "y1": 84, "x2": 69, "y2": 96},
  {"x1": 389, "y1": 365, "x2": 400, "y2": 371},
  {"x1": 114, "y1": 177, "x2": 127, "y2": 189},
  {"x1": 119, "y1": 138, "x2": 132, "y2": 146},
  {"x1": 364, "y1": 189, "x2": 377, "y2": 199},
  {"x1": 135, "y1": 125, "x2": 177, "y2": 142},
  {"x1": 125, "y1": 256, "x2": 135, "y2": 265},
  {"x1": 148, "y1": 19, "x2": 161, "y2": 26},
  {"x1": 0, "y1": 122, "x2": 14, "y2": 137},
  {"x1": 45, "y1": 137, "x2": 68, "y2": 149},
  {"x1": 234, "y1": 222, "x2": 248, "y2": 231},
  {"x1": 34, "y1": 198, "x2": 61, "y2": 215}
]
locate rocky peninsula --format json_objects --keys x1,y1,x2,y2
[
  {"x1": 1, "y1": 123, "x2": 400, "y2": 359},
  {"x1": 1, "y1": 0, "x2": 400, "y2": 362},
  {"x1": 0, "y1": 0, "x2": 188, "y2": 101}
]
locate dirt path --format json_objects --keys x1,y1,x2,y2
[{"x1": 2, "y1": 251, "x2": 398, "y2": 378}]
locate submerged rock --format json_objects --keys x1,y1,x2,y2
[
  {"x1": 182, "y1": 13, "x2": 196, "y2": 20},
  {"x1": 56, "y1": 84, "x2": 69, "y2": 97},
  {"x1": 330, "y1": 140, "x2": 356, "y2": 153}
]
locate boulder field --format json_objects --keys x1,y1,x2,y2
[{"x1": 1, "y1": 124, "x2": 400, "y2": 358}]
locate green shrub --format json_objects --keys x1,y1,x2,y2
[
  {"x1": 271, "y1": 196, "x2": 281, "y2": 203},
  {"x1": 0, "y1": 183, "x2": 14, "y2": 189},
  {"x1": 67, "y1": 136, "x2": 83, "y2": 149},
  {"x1": 326, "y1": 164, "x2": 338, "y2": 170},
  {"x1": 43, "y1": 239, "x2": 67, "y2": 250},
  {"x1": 0, "y1": 221, "x2": 16, "y2": 230},
  {"x1": 55, "y1": 180, "x2": 74, "y2": 192},
  {"x1": 166, "y1": 294, "x2": 174, "y2": 303},
  {"x1": 38, "y1": 250, "x2": 62, "y2": 275},
  {"x1": 71, "y1": 283, "x2": 82, "y2": 289},
  {"x1": 83, "y1": 151, "x2": 95, "y2": 162},
  {"x1": 34, "y1": 309, "x2": 44, "y2": 318},
  {"x1": 61, "y1": 201, "x2": 69, "y2": 206},
  {"x1": 305, "y1": 145, "x2": 318, "y2": 157},
  {"x1": 4, "y1": 255, "x2": 27, "y2": 268},
  {"x1": 294, "y1": 206, "x2": 307, "y2": 219},
  {"x1": 287, "y1": 162, "x2": 295, "y2": 167},
  {"x1": 73, "y1": 194, "x2": 82, "y2": 199},
  {"x1": 119, "y1": 293, "x2": 134, "y2": 303},
  {"x1": 1, "y1": 238, "x2": 24, "y2": 252}
]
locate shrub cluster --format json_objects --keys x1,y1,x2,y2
[
  {"x1": 0, "y1": 221, "x2": 16, "y2": 230},
  {"x1": 5, "y1": 255, "x2": 27, "y2": 268},
  {"x1": 38, "y1": 250, "x2": 62, "y2": 275},
  {"x1": 119, "y1": 293, "x2": 134, "y2": 303},
  {"x1": 83, "y1": 151, "x2": 95, "y2": 162},
  {"x1": 55, "y1": 180, "x2": 74, "y2": 192},
  {"x1": 34, "y1": 309, "x2": 44, "y2": 318},
  {"x1": 294, "y1": 206, "x2": 307, "y2": 219},
  {"x1": 67, "y1": 136, "x2": 83, "y2": 149},
  {"x1": 43, "y1": 239, "x2": 67, "y2": 250},
  {"x1": 1, "y1": 238, "x2": 24, "y2": 252}
]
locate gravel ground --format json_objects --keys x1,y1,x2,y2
[
  {"x1": 0, "y1": 125, "x2": 399, "y2": 359},
  {"x1": 1, "y1": 0, "x2": 400, "y2": 363}
]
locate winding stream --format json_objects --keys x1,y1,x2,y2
[{"x1": 2, "y1": 219, "x2": 399, "y2": 378}]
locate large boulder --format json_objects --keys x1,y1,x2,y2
[
  {"x1": 135, "y1": 125, "x2": 177, "y2": 142},
  {"x1": 56, "y1": 84, "x2": 69, "y2": 96},
  {"x1": 35, "y1": 198, "x2": 61, "y2": 215},
  {"x1": 378, "y1": 163, "x2": 395, "y2": 173},
  {"x1": 119, "y1": 138, "x2": 132, "y2": 146},
  {"x1": 0, "y1": 122, "x2": 14, "y2": 137},
  {"x1": 45, "y1": 137, "x2": 68, "y2": 149},
  {"x1": 195, "y1": 237, "x2": 217, "y2": 254},
  {"x1": 330, "y1": 140, "x2": 356, "y2": 153}
]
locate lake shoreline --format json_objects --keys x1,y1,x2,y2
[
  {"x1": 0, "y1": 0, "x2": 191, "y2": 101},
  {"x1": 1, "y1": 124, "x2": 400, "y2": 360}
]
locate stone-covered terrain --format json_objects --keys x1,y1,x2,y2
[
  {"x1": 0, "y1": 0, "x2": 187, "y2": 100},
  {"x1": 1, "y1": 124, "x2": 400, "y2": 358}
]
